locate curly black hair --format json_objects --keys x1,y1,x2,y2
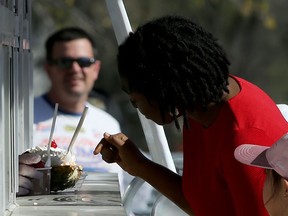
[{"x1": 117, "y1": 15, "x2": 230, "y2": 129}]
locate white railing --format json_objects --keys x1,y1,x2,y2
[{"x1": 105, "y1": 1, "x2": 176, "y2": 214}]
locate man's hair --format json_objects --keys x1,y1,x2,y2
[
  {"x1": 45, "y1": 27, "x2": 96, "y2": 61},
  {"x1": 117, "y1": 15, "x2": 230, "y2": 129}
]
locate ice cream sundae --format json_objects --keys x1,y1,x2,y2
[{"x1": 28, "y1": 140, "x2": 83, "y2": 192}]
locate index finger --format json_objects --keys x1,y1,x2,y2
[
  {"x1": 103, "y1": 132, "x2": 128, "y2": 145},
  {"x1": 93, "y1": 133, "x2": 116, "y2": 155},
  {"x1": 93, "y1": 133, "x2": 115, "y2": 155},
  {"x1": 93, "y1": 132, "x2": 127, "y2": 155},
  {"x1": 93, "y1": 143, "x2": 103, "y2": 155}
]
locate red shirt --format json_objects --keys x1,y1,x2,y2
[{"x1": 182, "y1": 76, "x2": 288, "y2": 215}]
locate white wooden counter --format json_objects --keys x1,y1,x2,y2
[{"x1": 12, "y1": 173, "x2": 127, "y2": 216}]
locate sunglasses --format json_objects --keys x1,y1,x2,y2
[{"x1": 48, "y1": 57, "x2": 96, "y2": 69}]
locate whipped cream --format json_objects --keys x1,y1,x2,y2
[{"x1": 28, "y1": 146, "x2": 76, "y2": 166}]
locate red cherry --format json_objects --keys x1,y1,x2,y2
[{"x1": 51, "y1": 140, "x2": 57, "y2": 148}]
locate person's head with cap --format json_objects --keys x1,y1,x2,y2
[{"x1": 234, "y1": 133, "x2": 288, "y2": 216}]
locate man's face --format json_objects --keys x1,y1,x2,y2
[{"x1": 45, "y1": 38, "x2": 100, "y2": 98}]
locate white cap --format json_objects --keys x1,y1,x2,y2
[{"x1": 234, "y1": 133, "x2": 288, "y2": 179}]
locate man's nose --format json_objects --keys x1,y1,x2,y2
[{"x1": 69, "y1": 61, "x2": 82, "y2": 72}]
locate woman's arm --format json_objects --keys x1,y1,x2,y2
[{"x1": 94, "y1": 132, "x2": 193, "y2": 215}]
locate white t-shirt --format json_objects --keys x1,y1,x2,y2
[{"x1": 33, "y1": 95, "x2": 124, "y2": 192}]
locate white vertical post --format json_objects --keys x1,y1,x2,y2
[{"x1": 105, "y1": 0, "x2": 176, "y2": 172}]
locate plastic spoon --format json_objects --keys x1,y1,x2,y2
[
  {"x1": 62, "y1": 106, "x2": 88, "y2": 161},
  {"x1": 45, "y1": 103, "x2": 59, "y2": 167}
]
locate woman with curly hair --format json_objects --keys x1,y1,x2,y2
[{"x1": 94, "y1": 15, "x2": 288, "y2": 215}]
